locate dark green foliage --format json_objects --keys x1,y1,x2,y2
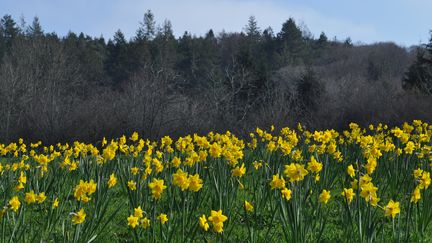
[
  {"x1": 403, "y1": 31, "x2": 432, "y2": 95},
  {"x1": 276, "y1": 18, "x2": 305, "y2": 65},
  {"x1": 136, "y1": 10, "x2": 156, "y2": 41},
  {"x1": 1, "y1": 15, "x2": 19, "y2": 45},
  {"x1": 315, "y1": 32, "x2": 329, "y2": 56},
  {"x1": 344, "y1": 37, "x2": 353, "y2": 47},
  {"x1": 26, "y1": 16, "x2": 43, "y2": 37},
  {"x1": 0, "y1": 15, "x2": 19, "y2": 59},
  {"x1": 63, "y1": 32, "x2": 107, "y2": 89},
  {"x1": 245, "y1": 16, "x2": 261, "y2": 40},
  {"x1": 105, "y1": 30, "x2": 130, "y2": 86},
  {"x1": 296, "y1": 68, "x2": 323, "y2": 113}
]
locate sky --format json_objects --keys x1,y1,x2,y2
[{"x1": 1, "y1": 0, "x2": 430, "y2": 47}]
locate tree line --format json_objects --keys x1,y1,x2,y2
[{"x1": 0, "y1": 12, "x2": 431, "y2": 143}]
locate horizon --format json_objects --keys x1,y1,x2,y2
[{"x1": 1, "y1": 0, "x2": 431, "y2": 47}]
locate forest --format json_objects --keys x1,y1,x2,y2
[{"x1": 0, "y1": 11, "x2": 431, "y2": 143}]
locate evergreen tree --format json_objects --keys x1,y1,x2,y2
[
  {"x1": 0, "y1": 23, "x2": 5, "y2": 61},
  {"x1": 344, "y1": 37, "x2": 353, "y2": 47},
  {"x1": 177, "y1": 31, "x2": 198, "y2": 88},
  {"x1": 136, "y1": 10, "x2": 156, "y2": 41},
  {"x1": 161, "y1": 19, "x2": 174, "y2": 40},
  {"x1": 1, "y1": 15, "x2": 20, "y2": 48},
  {"x1": 205, "y1": 29, "x2": 215, "y2": 40},
  {"x1": 261, "y1": 27, "x2": 276, "y2": 67},
  {"x1": 154, "y1": 19, "x2": 177, "y2": 68},
  {"x1": 403, "y1": 31, "x2": 432, "y2": 95},
  {"x1": 106, "y1": 30, "x2": 130, "y2": 86},
  {"x1": 317, "y1": 32, "x2": 328, "y2": 47},
  {"x1": 64, "y1": 32, "x2": 107, "y2": 87},
  {"x1": 201, "y1": 29, "x2": 220, "y2": 80},
  {"x1": 262, "y1": 27, "x2": 274, "y2": 41},
  {"x1": 132, "y1": 10, "x2": 155, "y2": 71},
  {"x1": 18, "y1": 15, "x2": 26, "y2": 34},
  {"x1": 296, "y1": 68, "x2": 323, "y2": 113},
  {"x1": 27, "y1": 16, "x2": 44, "y2": 37},
  {"x1": 314, "y1": 31, "x2": 329, "y2": 57},
  {"x1": 276, "y1": 18, "x2": 304, "y2": 65},
  {"x1": 278, "y1": 18, "x2": 302, "y2": 45},
  {"x1": 113, "y1": 30, "x2": 126, "y2": 45},
  {"x1": 244, "y1": 16, "x2": 260, "y2": 39}
]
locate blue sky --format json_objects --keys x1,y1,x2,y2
[{"x1": 1, "y1": 0, "x2": 430, "y2": 46}]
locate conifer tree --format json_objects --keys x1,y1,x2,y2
[
  {"x1": 1, "y1": 15, "x2": 19, "y2": 49},
  {"x1": 27, "y1": 16, "x2": 43, "y2": 37},
  {"x1": 136, "y1": 10, "x2": 156, "y2": 41},
  {"x1": 403, "y1": 31, "x2": 432, "y2": 95},
  {"x1": 106, "y1": 30, "x2": 130, "y2": 85},
  {"x1": 276, "y1": 18, "x2": 304, "y2": 65},
  {"x1": 245, "y1": 16, "x2": 260, "y2": 40}
]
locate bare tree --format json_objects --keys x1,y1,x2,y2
[{"x1": 0, "y1": 37, "x2": 82, "y2": 142}]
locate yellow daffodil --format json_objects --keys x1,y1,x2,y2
[
  {"x1": 127, "y1": 180, "x2": 137, "y2": 191},
  {"x1": 199, "y1": 215, "x2": 209, "y2": 231},
  {"x1": 157, "y1": 213, "x2": 168, "y2": 224},
  {"x1": 244, "y1": 201, "x2": 254, "y2": 212},
  {"x1": 9, "y1": 196, "x2": 21, "y2": 212},
  {"x1": 384, "y1": 200, "x2": 400, "y2": 218},
  {"x1": 208, "y1": 210, "x2": 228, "y2": 233},
  {"x1": 148, "y1": 178, "x2": 167, "y2": 200},
  {"x1": 108, "y1": 173, "x2": 117, "y2": 188},
  {"x1": 232, "y1": 163, "x2": 246, "y2": 177},
  {"x1": 127, "y1": 215, "x2": 139, "y2": 228},
  {"x1": 72, "y1": 208, "x2": 86, "y2": 225},
  {"x1": 284, "y1": 163, "x2": 308, "y2": 182},
  {"x1": 319, "y1": 189, "x2": 331, "y2": 204},
  {"x1": 270, "y1": 174, "x2": 285, "y2": 190}
]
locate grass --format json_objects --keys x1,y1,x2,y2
[{"x1": 0, "y1": 121, "x2": 431, "y2": 242}]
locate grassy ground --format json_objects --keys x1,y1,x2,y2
[{"x1": 0, "y1": 122, "x2": 432, "y2": 242}]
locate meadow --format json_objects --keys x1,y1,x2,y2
[{"x1": 0, "y1": 120, "x2": 432, "y2": 242}]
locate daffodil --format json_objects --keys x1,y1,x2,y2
[
  {"x1": 199, "y1": 215, "x2": 209, "y2": 231},
  {"x1": 158, "y1": 213, "x2": 168, "y2": 224},
  {"x1": 127, "y1": 215, "x2": 139, "y2": 228},
  {"x1": 384, "y1": 200, "x2": 400, "y2": 218},
  {"x1": 244, "y1": 201, "x2": 254, "y2": 212},
  {"x1": 72, "y1": 208, "x2": 86, "y2": 225},
  {"x1": 36, "y1": 192, "x2": 46, "y2": 203},
  {"x1": 307, "y1": 156, "x2": 323, "y2": 174},
  {"x1": 411, "y1": 187, "x2": 421, "y2": 203},
  {"x1": 270, "y1": 174, "x2": 285, "y2": 190},
  {"x1": 208, "y1": 210, "x2": 228, "y2": 233},
  {"x1": 9, "y1": 196, "x2": 21, "y2": 212},
  {"x1": 342, "y1": 188, "x2": 355, "y2": 204},
  {"x1": 140, "y1": 217, "x2": 151, "y2": 229},
  {"x1": 25, "y1": 190, "x2": 37, "y2": 204},
  {"x1": 52, "y1": 198, "x2": 59, "y2": 209},
  {"x1": 134, "y1": 206, "x2": 143, "y2": 218},
  {"x1": 108, "y1": 173, "x2": 117, "y2": 188},
  {"x1": 188, "y1": 174, "x2": 203, "y2": 192},
  {"x1": 347, "y1": 164, "x2": 355, "y2": 178},
  {"x1": 319, "y1": 190, "x2": 331, "y2": 204},
  {"x1": 73, "y1": 180, "x2": 97, "y2": 202},
  {"x1": 148, "y1": 178, "x2": 167, "y2": 200},
  {"x1": 172, "y1": 169, "x2": 189, "y2": 191},
  {"x1": 281, "y1": 188, "x2": 292, "y2": 201},
  {"x1": 284, "y1": 163, "x2": 308, "y2": 182},
  {"x1": 232, "y1": 163, "x2": 246, "y2": 177},
  {"x1": 127, "y1": 180, "x2": 137, "y2": 191}
]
